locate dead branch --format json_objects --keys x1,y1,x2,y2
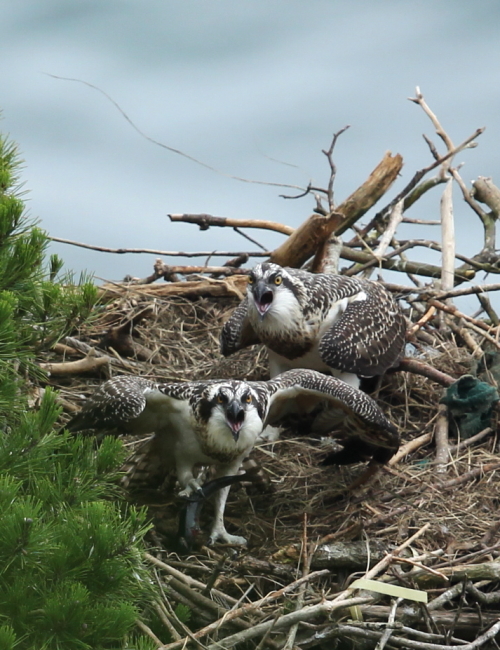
[
  {"x1": 339, "y1": 245, "x2": 475, "y2": 282},
  {"x1": 49, "y1": 236, "x2": 269, "y2": 259},
  {"x1": 440, "y1": 179, "x2": 455, "y2": 300},
  {"x1": 380, "y1": 462, "x2": 500, "y2": 504},
  {"x1": 38, "y1": 351, "x2": 110, "y2": 376},
  {"x1": 203, "y1": 596, "x2": 371, "y2": 650},
  {"x1": 322, "y1": 125, "x2": 351, "y2": 211},
  {"x1": 168, "y1": 213, "x2": 293, "y2": 236},
  {"x1": 358, "y1": 125, "x2": 484, "y2": 238},
  {"x1": 311, "y1": 235, "x2": 343, "y2": 273},
  {"x1": 394, "y1": 358, "x2": 456, "y2": 386},
  {"x1": 157, "y1": 565, "x2": 331, "y2": 650},
  {"x1": 389, "y1": 433, "x2": 433, "y2": 466},
  {"x1": 98, "y1": 275, "x2": 249, "y2": 301},
  {"x1": 270, "y1": 152, "x2": 403, "y2": 268},
  {"x1": 434, "y1": 404, "x2": 450, "y2": 473},
  {"x1": 320, "y1": 619, "x2": 500, "y2": 650},
  {"x1": 472, "y1": 176, "x2": 500, "y2": 215}
]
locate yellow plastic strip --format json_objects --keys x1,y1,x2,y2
[{"x1": 350, "y1": 578, "x2": 428, "y2": 603}]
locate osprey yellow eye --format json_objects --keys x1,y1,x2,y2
[
  {"x1": 274, "y1": 276, "x2": 283, "y2": 286},
  {"x1": 245, "y1": 393, "x2": 252, "y2": 403},
  {"x1": 217, "y1": 394, "x2": 224, "y2": 404},
  {"x1": 248, "y1": 275, "x2": 255, "y2": 285}
]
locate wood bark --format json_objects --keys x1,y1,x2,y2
[
  {"x1": 99, "y1": 275, "x2": 248, "y2": 301},
  {"x1": 270, "y1": 152, "x2": 403, "y2": 268}
]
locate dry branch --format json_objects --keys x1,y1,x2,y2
[
  {"x1": 38, "y1": 351, "x2": 110, "y2": 376},
  {"x1": 168, "y1": 213, "x2": 294, "y2": 236},
  {"x1": 270, "y1": 152, "x2": 403, "y2": 268},
  {"x1": 49, "y1": 236, "x2": 269, "y2": 259},
  {"x1": 340, "y1": 245, "x2": 475, "y2": 282}
]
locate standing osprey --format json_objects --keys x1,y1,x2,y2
[
  {"x1": 220, "y1": 262, "x2": 406, "y2": 386},
  {"x1": 67, "y1": 370, "x2": 399, "y2": 545}
]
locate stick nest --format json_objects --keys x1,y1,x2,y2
[{"x1": 44, "y1": 290, "x2": 500, "y2": 650}]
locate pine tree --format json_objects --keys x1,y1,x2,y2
[{"x1": 0, "y1": 129, "x2": 161, "y2": 649}]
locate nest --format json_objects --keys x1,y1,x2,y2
[{"x1": 42, "y1": 289, "x2": 500, "y2": 650}]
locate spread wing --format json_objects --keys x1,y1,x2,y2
[
  {"x1": 66, "y1": 376, "x2": 157, "y2": 433},
  {"x1": 262, "y1": 369, "x2": 399, "y2": 455},
  {"x1": 220, "y1": 297, "x2": 260, "y2": 356},
  {"x1": 66, "y1": 376, "x2": 194, "y2": 436},
  {"x1": 319, "y1": 282, "x2": 406, "y2": 376}
]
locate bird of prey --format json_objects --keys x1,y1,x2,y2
[
  {"x1": 220, "y1": 262, "x2": 406, "y2": 387},
  {"x1": 67, "y1": 370, "x2": 398, "y2": 545}
]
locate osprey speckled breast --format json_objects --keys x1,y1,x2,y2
[
  {"x1": 220, "y1": 262, "x2": 406, "y2": 385},
  {"x1": 68, "y1": 369, "x2": 399, "y2": 543}
]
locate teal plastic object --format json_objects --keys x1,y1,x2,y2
[{"x1": 440, "y1": 374, "x2": 499, "y2": 439}]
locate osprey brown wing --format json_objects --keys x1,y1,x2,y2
[
  {"x1": 220, "y1": 297, "x2": 260, "y2": 356},
  {"x1": 318, "y1": 282, "x2": 406, "y2": 376}
]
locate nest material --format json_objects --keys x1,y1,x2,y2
[{"x1": 45, "y1": 292, "x2": 500, "y2": 649}]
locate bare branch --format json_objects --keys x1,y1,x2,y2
[
  {"x1": 168, "y1": 213, "x2": 293, "y2": 236},
  {"x1": 49, "y1": 236, "x2": 269, "y2": 258},
  {"x1": 322, "y1": 124, "x2": 351, "y2": 210}
]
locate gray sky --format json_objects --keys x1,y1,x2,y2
[{"x1": 1, "y1": 1, "x2": 499, "y2": 305}]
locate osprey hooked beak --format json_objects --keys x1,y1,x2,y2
[
  {"x1": 225, "y1": 399, "x2": 245, "y2": 441},
  {"x1": 252, "y1": 280, "x2": 274, "y2": 318}
]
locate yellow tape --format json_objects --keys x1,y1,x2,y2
[
  {"x1": 349, "y1": 605, "x2": 364, "y2": 621},
  {"x1": 350, "y1": 578, "x2": 428, "y2": 603}
]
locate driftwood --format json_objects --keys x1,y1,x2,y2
[
  {"x1": 98, "y1": 275, "x2": 249, "y2": 300},
  {"x1": 39, "y1": 351, "x2": 110, "y2": 376},
  {"x1": 270, "y1": 151, "x2": 403, "y2": 268}
]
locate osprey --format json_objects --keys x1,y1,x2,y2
[
  {"x1": 220, "y1": 262, "x2": 406, "y2": 387},
  {"x1": 67, "y1": 370, "x2": 399, "y2": 545}
]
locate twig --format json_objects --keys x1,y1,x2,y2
[
  {"x1": 135, "y1": 618, "x2": 164, "y2": 646},
  {"x1": 233, "y1": 226, "x2": 268, "y2": 251},
  {"x1": 322, "y1": 125, "x2": 351, "y2": 211},
  {"x1": 153, "y1": 601, "x2": 182, "y2": 642},
  {"x1": 145, "y1": 553, "x2": 239, "y2": 606},
  {"x1": 282, "y1": 513, "x2": 312, "y2": 650},
  {"x1": 271, "y1": 152, "x2": 403, "y2": 268},
  {"x1": 38, "y1": 351, "x2": 110, "y2": 376},
  {"x1": 389, "y1": 432, "x2": 433, "y2": 466},
  {"x1": 394, "y1": 358, "x2": 456, "y2": 387},
  {"x1": 435, "y1": 282, "x2": 500, "y2": 301},
  {"x1": 324, "y1": 619, "x2": 500, "y2": 649},
  {"x1": 158, "y1": 567, "x2": 330, "y2": 650},
  {"x1": 446, "y1": 427, "x2": 492, "y2": 457},
  {"x1": 359, "y1": 126, "x2": 484, "y2": 236},
  {"x1": 428, "y1": 299, "x2": 500, "y2": 350},
  {"x1": 374, "y1": 597, "x2": 402, "y2": 650},
  {"x1": 46, "y1": 74, "x2": 304, "y2": 191},
  {"x1": 204, "y1": 596, "x2": 371, "y2": 650},
  {"x1": 409, "y1": 86, "x2": 455, "y2": 168},
  {"x1": 407, "y1": 306, "x2": 437, "y2": 336},
  {"x1": 339, "y1": 245, "x2": 475, "y2": 282},
  {"x1": 49, "y1": 236, "x2": 269, "y2": 258},
  {"x1": 380, "y1": 462, "x2": 500, "y2": 503}
]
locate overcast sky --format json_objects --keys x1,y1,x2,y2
[{"x1": 1, "y1": 1, "x2": 499, "y2": 304}]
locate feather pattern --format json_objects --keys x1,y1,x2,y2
[
  {"x1": 220, "y1": 263, "x2": 406, "y2": 378},
  {"x1": 67, "y1": 368, "x2": 399, "y2": 544}
]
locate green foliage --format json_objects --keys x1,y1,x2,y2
[
  {"x1": 0, "y1": 132, "x2": 99, "y2": 362},
  {"x1": 0, "y1": 128, "x2": 163, "y2": 648}
]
